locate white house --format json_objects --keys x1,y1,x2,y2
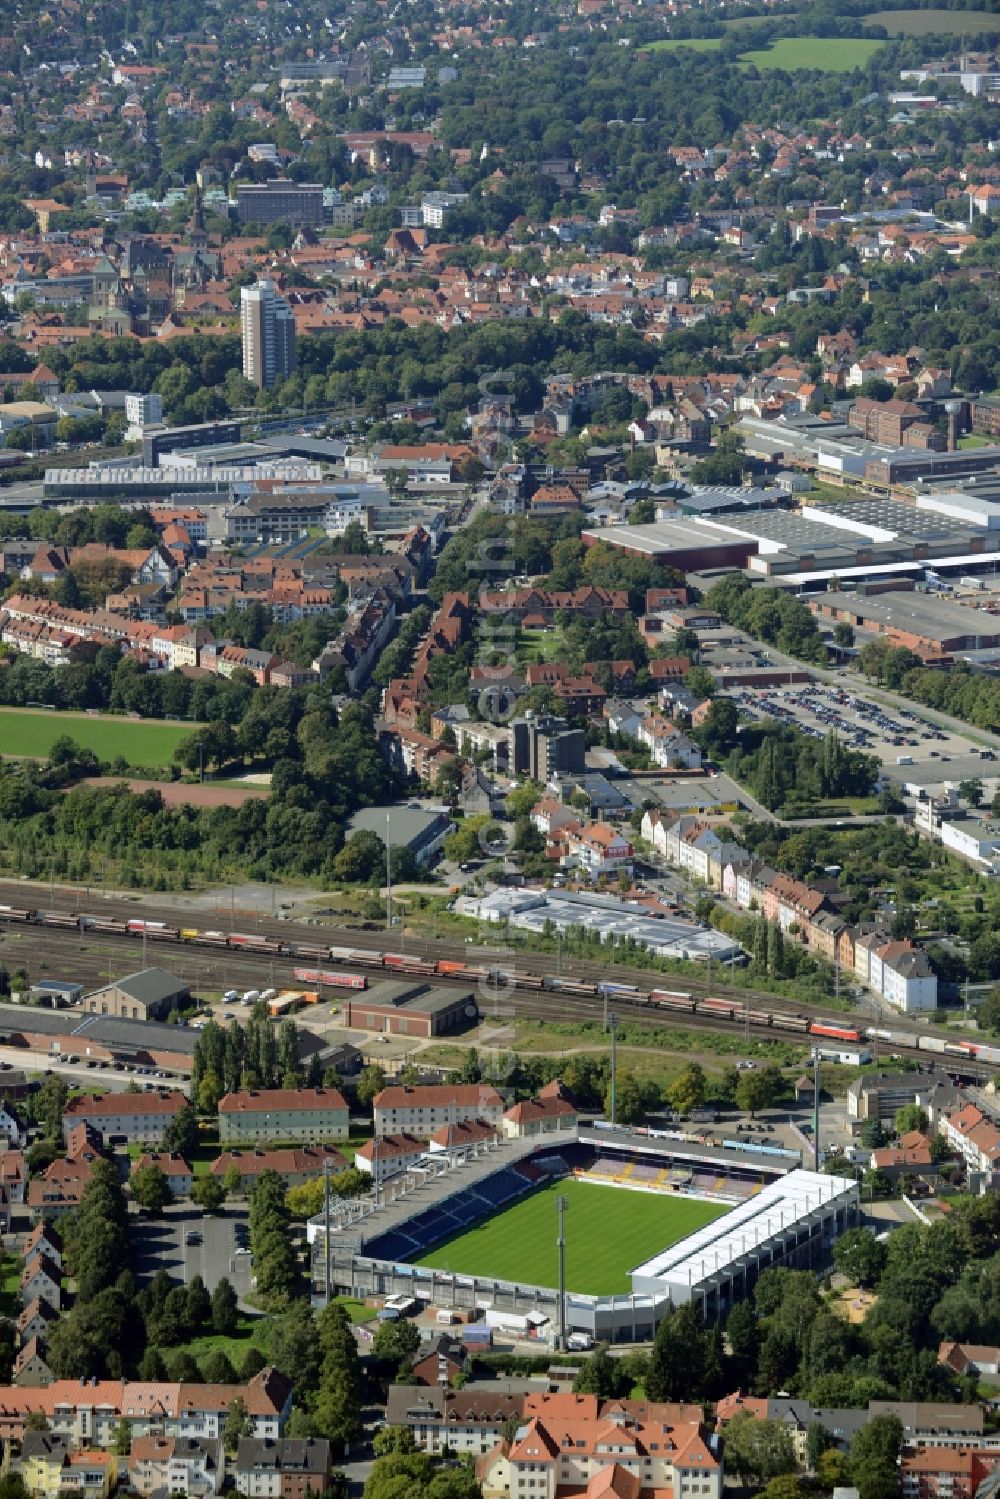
[
  {"x1": 561, "y1": 822, "x2": 633, "y2": 878},
  {"x1": 637, "y1": 714, "x2": 702, "y2": 769},
  {"x1": 354, "y1": 1133, "x2": 426, "y2": 1184}
]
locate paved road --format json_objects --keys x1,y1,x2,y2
[
  {"x1": 0, "y1": 1044, "x2": 182, "y2": 1091},
  {"x1": 131, "y1": 1202, "x2": 254, "y2": 1294}
]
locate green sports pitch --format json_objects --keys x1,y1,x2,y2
[
  {"x1": 0, "y1": 707, "x2": 195, "y2": 766},
  {"x1": 414, "y1": 1179, "x2": 728, "y2": 1296}
]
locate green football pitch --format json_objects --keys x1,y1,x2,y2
[
  {"x1": 414, "y1": 1178, "x2": 728, "y2": 1296},
  {"x1": 0, "y1": 707, "x2": 195, "y2": 766}
]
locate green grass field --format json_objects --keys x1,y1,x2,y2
[
  {"x1": 641, "y1": 36, "x2": 723, "y2": 50},
  {"x1": 415, "y1": 1179, "x2": 727, "y2": 1295},
  {"x1": 864, "y1": 7, "x2": 1000, "y2": 32},
  {"x1": 515, "y1": 627, "x2": 569, "y2": 664},
  {"x1": 740, "y1": 36, "x2": 885, "y2": 68},
  {"x1": 0, "y1": 707, "x2": 195, "y2": 766}
]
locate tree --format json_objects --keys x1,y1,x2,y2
[
  {"x1": 372, "y1": 1317, "x2": 421, "y2": 1373},
  {"x1": 313, "y1": 1303, "x2": 363, "y2": 1449},
  {"x1": 573, "y1": 1343, "x2": 622, "y2": 1397},
  {"x1": 162, "y1": 1103, "x2": 199, "y2": 1158},
  {"x1": 197, "y1": 1070, "x2": 223, "y2": 1115},
  {"x1": 211, "y1": 1277, "x2": 238, "y2": 1336},
  {"x1": 34, "y1": 1073, "x2": 68, "y2": 1140},
  {"x1": 202, "y1": 1350, "x2": 238, "y2": 1384},
  {"x1": 725, "y1": 1300, "x2": 759, "y2": 1387},
  {"x1": 806, "y1": 1421, "x2": 834, "y2": 1471},
  {"x1": 959, "y1": 778, "x2": 984, "y2": 808},
  {"x1": 723, "y1": 1414, "x2": 797, "y2": 1487},
  {"x1": 357, "y1": 1064, "x2": 386, "y2": 1109},
  {"x1": 852, "y1": 1415, "x2": 904, "y2": 1499},
  {"x1": 186, "y1": 1275, "x2": 211, "y2": 1331},
  {"x1": 697, "y1": 697, "x2": 738, "y2": 758},
  {"x1": 833, "y1": 1227, "x2": 887, "y2": 1289},
  {"x1": 192, "y1": 1175, "x2": 226, "y2": 1214},
  {"x1": 224, "y1": 1398, "x2": 251, "y2": 1455},
  {"x1": 666, "y1": 1063, "x2": 707, "y2": 1118},
  {"x1": 736, "y1": 1070, "x2": 776, "y2": 1118},
  {"x1": 833, "y1": 621, "x2": 855, "y2": 650},
  {"x1": 608, "y1": 1070, "x2": 658, "y2": 1127},
  {"x1": 894, "y1": 1104, "x2": 928, "y2": 1137},
  {"x1": 139, "y1": 1348, "x2": 168, "y2": 1380},
  {"x1": 853, "y1": 1416, "x2": 904, "y2": 1470},
  {"x1": 647, "y1": 1302, "x2": 707, "y2": 1402},
  {"x1": 761, "y1": 1478, "x2": 809, "y2": 1499},
  {"x1": 241, "y1": 1347, "x2": 268, "y2": 1381},
  {"x1": 266, "y1": 1303, "x2": 321, "y2": 1398},
  {"x1": 130, "y1": 1164, "x2": 172, "y2": 1214}
]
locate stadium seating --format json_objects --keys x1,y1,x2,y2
[{"x1": 361, "y1": 1147, "x2": 769, "y2": 1268}]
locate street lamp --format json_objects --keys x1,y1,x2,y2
[{"x1": 556, "y1": 1194, "x2": 569, "y2": 1351}]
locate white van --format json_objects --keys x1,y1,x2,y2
[{"x1": 567, "y1": 1332, "x2": 594, "y2": 1352}]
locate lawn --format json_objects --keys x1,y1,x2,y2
[
  {"x1": 169, "y1": 1314, "x2": 271, "y2": 1369},
  {"x1": 864, "y1": 7, "x2": 1000, "y2": 32},
  {"x1": 641, "y1": 36, "x2": 722, "y2": 50},
  {"x1": 415, "y1": 1178, "x2": 727, "y2": 1295},
  {"x1": 0, "y1": 707, "x2": 196, "y2": 767},
  {"x1": 516, "y1": 627, "x2": 569, "y2": 664},
  {"x1": 740, "y1": 36, "x2": 885, "y2": 69}
]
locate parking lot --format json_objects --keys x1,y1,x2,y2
[
  {"x1": 729, "y1": 681, "x2": 989, "y2": 769},
  {"x1": 131, "y1": 1201, "x2": 254, "y2": 1294}
]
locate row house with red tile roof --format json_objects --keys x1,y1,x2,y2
[
  {"x1": 902, "y1": 1446, "x2": 1000, "y2": 1499},
  {"x1": 218, "y1": 1087, "x2": 349, "y2": 1147},
  {"x1": 0, "y1": 1367, "x2": 292, "y2": 1446},
  {"x1": 210, "y1": 1145, "x2": 348, "y2": 1194},
  {"x1": 478, "y1": 586, "x2": 629, "y2": 625},
  {"x1": 373, "y1": 1084, "x2": 505, "y2": 1138}
]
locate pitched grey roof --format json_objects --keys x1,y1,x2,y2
[
  {"x1": 94, "y1": 968, "x2": 190, "y2": 1004},
  {"x1": 235, "y1": 1438, "x2": 331, "y2": 1475}
]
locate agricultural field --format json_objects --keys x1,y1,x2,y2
[
  {"x1": 740, "y1": 36, "x2": 886, "y2": 68},
  {"x1": 415, "y1": 1178, "x2": 727, "y2": 1295},
  {"x1": 0, "y1": 707, "x2": 195, "y2": 767},
  {"x1": 864, "y1": 7, "x2": 1000, "y2": 33}
]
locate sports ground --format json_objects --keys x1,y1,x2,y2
[
  {"x1": 0, "y1": 707, "x2": 195, "y2": 766},
  {"x1": 414, "y1": 1178, "x2": 727, "y2": 1296}
]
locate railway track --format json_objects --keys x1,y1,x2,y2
[
  {"x1": 0, "y1": 880, "x2": 993, "y2": 1075},
  {"x1": 0, "y1": 879, "x2": 913, "y2": 1021},
  {"x1": 9, "y1": 921, "x2": 986, "y2": 1077}
]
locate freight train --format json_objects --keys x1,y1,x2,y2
[{"x1": 0, "y1": 903, "x2": 995, "y2": 1065}]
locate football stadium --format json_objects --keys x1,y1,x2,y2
[{"x1": 312, "y1": 1128, "x2": 859, "y2": 1341}]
